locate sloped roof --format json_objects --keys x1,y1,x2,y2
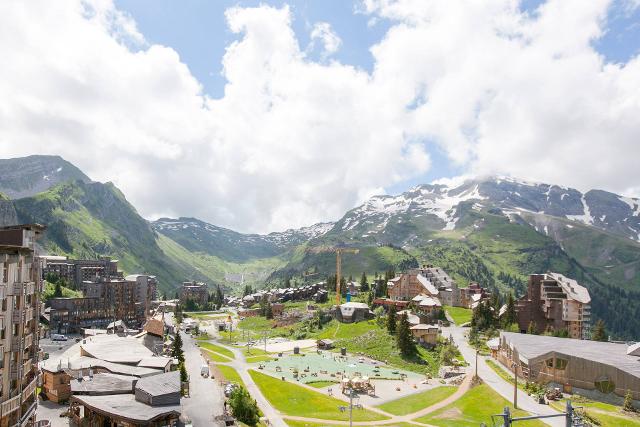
[
  {"x1": 135, "y1": 371, "x2": 180, "y2": 397},
  {"x1": 72, "y1": 394, "x2": 180, "y2": 423},
  {"x1": 70, "y1": 373, "x2": 135, "y2": 394},
  {"x1": 501, "y1": 332, "x2": 640, "y2": 379},
  {"x1": 417, "y1": 274, "x2": 439, "y2": 295}
]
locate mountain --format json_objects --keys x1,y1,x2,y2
[
  {"x1": 1, "y1": 155, "x2": 639, "y2": 338},
  {"x1": 0, "y1": 155, "x2": 91, "y2": 199}
]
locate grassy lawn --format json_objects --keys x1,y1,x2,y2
[
  {"x1": 444, "y1": 306, "x2": 473, "y2": 325},
  {"x1": 306, "y1": 380, "x2": 337, "y2": 388},
  {"x1": 198, "y1": 342, "x2": 235, "y2": 359},
  {"x1": 415, "y1": 383, "x2": 546, "y2": 427},
  {"x1": 215, "y1": 364, "x2": 245, "y2": 388},
  {"x1": 249, "y1": 370, "x2": 389, "y2": 422},
  {"x1": 549, "y1": 398, "x2": 640, "y2": 427},
  {"x1": 376, "y1": 386, "x2": 457, "y2": 415},
  {"x1": 246, "y1": 355, "x2": 276, "y2": 363},
  {"x1": 238, "y1": 316, "x2": 274, "y2": 331},
  {"x1": 202, "y1": 349, "x2": 232, "y2": 362}
]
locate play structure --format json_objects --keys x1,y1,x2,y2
[{"x1": 341, "y1": 375, "x2": 375, "y2": 396}]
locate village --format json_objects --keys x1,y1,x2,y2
[{"x1": 0, "y1": 223, "x2": 638, "y2": 427}]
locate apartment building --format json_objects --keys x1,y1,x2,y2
[
  {"x1": 0, "y1": 224, "x2": 44, "y2": 427},
  {"x1": 50, "y1": 277, "x2": 148, "y2": 334},
  {"x1": 42, "y1": 256, "x2": 120, "y2": 287},
  {"x1": 179, "y1": 281, "x2": 208, "y2": 306},
  {"x1": 125, "y1": 274, "x2": 158, "y2": 318},
  {"x1": 515, "y1": 273, "x2": 591, "y2": 339},
  {"x1": 387, "y1": 269, "x2": 440, "y2": 301}
]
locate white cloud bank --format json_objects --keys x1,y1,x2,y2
[{"x1": 1, "y1": 0, "x2": 639, "y2": 232}]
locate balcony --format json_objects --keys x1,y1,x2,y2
[
  {"x1": 24, "y1": 333, "x2": 33, "y2": 349},
  {"x1": 0, "y1": 394, "x2": 20, "y2": 416},
  {"x1": 12, "y1": 309, "x2": 23, "y2": 323},
  {"x1": 0, "y1": 285, "x2": 6, "y2": 299},
  {"x1": 22, "y1": 359, "x2": 31, "y2": 376},
  {"x1": 25, "y1": 282, "x2": 36, "y2": 295},
  {"x1": 22, "y1": 375, "x2": 37, "y2": 401}
]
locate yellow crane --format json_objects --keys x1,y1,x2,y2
[{"x1": 308, "y1": 245, "x2": 359, "y2": 305}]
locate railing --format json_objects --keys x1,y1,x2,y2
[
  {"x1": 19, "y1": 399, "x2": 37, "y2": 427},
  {"x1": 25, "y1": 282, "x2": 36, "y2": 295},
  {"x1": 25, "y1": 307, "x2": 34, "y2": 321},
  {"x1": 0, "y1": 394, "x2": 20, "y2": 415},
  {"x1": 11, "y1": 336, "x2": 20, "y2": 349},
  {"x1": 22, "y1": 359, "x2": 31, "y2": 376},
  {"x1": 12, "y1": 309, "x2": 23, "y2": 324},
  {"x1": 22, "y1": 375, "x2": 37, "y2": 401},
  {"x1": 0, "y1": 285, "x2": 6, "y2": 299},
  {"x1": 11, "y1": 282, "x2": 24, "y2": 295},
  {"x1": 23, "y1": 333, "x2": 33, "y2": 349}
]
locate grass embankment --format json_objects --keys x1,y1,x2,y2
[
  {"x1": 198, "y1": 342, "x2": 235, "y2": 359},
  {"x1": 376, "y1": 386, "x2": 457, "y2": 415},
  {"x1": 486, "y1": 359, "x2": 521, "y2": 387},
  {"x1": 415, "y1": 383, "x2": 546, "y2": 427},
  {"x1": 42, "y1": 281, "x2": 82, "y2": 300},
  {"x1": 249, "y1": 370, "x2": 389, "y2": 422},
  {"x1": 444, "y1": 306, "x2": 473, "y2": 325},
  {"x1": 202, "y1": 350, "x2": 232, "y2": 362},
  {"x1": 215, "y1": 364, "x2": 245, "y2": 388},
  {"x1": 549, "y1": 398, "x2": 640, "y2": 427},
  {"x1": 319, "y1": 321, "x2": 451, "y2": 377}
]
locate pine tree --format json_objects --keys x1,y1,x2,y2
[
  {"x1": 172, "y1": 332, "x2": 185, "y2": 363},
  {"x1": 386, "y1": 306, "x2": 397, "y2": 334},
  {"x1": 396, "y1": 312, "x2": 416, "y2": 357},
  {"x1": 265, "y1": 303, "x2": 273, "y2": 320},
  {"x1": 229, "y1": 386, "x2": 260, "y2": 426},
  {"x1": 503, "y1": 293, "x2": 517, "y2": 327},
  {"x1": 623, "y1": 389, "x2": 636, "y2": 412},
  {"x1": 53, "y1": 282, "x2": 63, "y2": 298},
  {"x1": 591, "y1": 319, "x2": 607, "y2": 342},
  {"x1": 367, "y1": 291, "x2": 373, "y2": 306},
  {"x1": 360, "y1": 272, "x2": 369, "y2": 291},
  {"x1": 179, "y1": 362, "x2": 188, "y2": 382}
]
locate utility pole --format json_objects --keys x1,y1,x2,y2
[
  {"x1": 475, "y1": 348, "x2": 479, "y2": 379},
  {"x1": 349, "y1": 389, "x2": 354, "y2": 427},
  {"x1": 565, "y1": 400, "x2": 573, "y2": 427}
]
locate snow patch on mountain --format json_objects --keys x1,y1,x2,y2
[{"x1": 566, "y1": 196, "x2": 594, "y2": 225}]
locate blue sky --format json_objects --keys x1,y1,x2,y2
[{"x1": 115, "y1": 0, "x2": 640, "y2": 196}]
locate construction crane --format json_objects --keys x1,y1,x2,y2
[{"x1": 308, "y1": 245, "x2": 359, "y2": 305}]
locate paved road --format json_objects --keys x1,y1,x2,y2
[
  {"x1": 181, "y1": 331, "x2": 226, "y2": 426},
  {"x1": 443, "y1": 325, "x2": 566, "y2": 427}
]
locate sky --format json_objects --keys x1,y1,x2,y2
[{"x1": 1, "y1": 0, "x2": 639, "y2": 233}]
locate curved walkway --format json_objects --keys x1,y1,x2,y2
[{"x1": 203, "y1": 337, "x2": 474, "y2": 427}]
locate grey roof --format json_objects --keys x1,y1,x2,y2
[
  {"x1": 137, "y1": 357, "x2": 172, "y2": 369},
  {"x1": 81, "y1": 334, "x2": 154, "y2": 364},
  {"x1": 72, "y1": 394, "x2": 180, "y2": 422},
  {"x1": 70, "y1": 373, "x2": 135, "y2": 394},
  {"x1": 135, "y1": 371, "x2": 180, "y2": 397},
  {"x1": 42, "y1": 355, "x2": 161, "y2": 377},
  {"x1": 501, "y1": 332, "x2": 640, "y2": 379}
]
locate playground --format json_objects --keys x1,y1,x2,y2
[{"x1": 258, "y1": 350, "x2": 424, "y2": 385}]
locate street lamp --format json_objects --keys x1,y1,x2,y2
[{"x1": 338, "y1": 388, "x2": 357, "y2": 427}]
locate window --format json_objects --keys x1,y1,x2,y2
[
  {"x1": 595, "y1": 377, "x2": 615, "y2": 394},
  {"x1": 546, "y1": 359, "x2": 554, "y2": 368},
  {"x1": 555, "y1": 358, "x2": 568, "y2": 370}
]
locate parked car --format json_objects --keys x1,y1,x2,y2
[
  {"x1": 201, "y1": 364, "x2": 209, "y2": 377},
  {"x1": 51, "y1": 334, "x2": 68, "y2": 342},
  {"x1": 224, "y1": 383, "x2": 238, "y2": 397}
]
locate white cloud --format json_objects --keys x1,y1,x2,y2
[
  {"x1": 308, "y1": 22, "x2": 342, "y2": 58},
  {"x1": 1, "y1": 0, "x2": 639, "y2": 234}
]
